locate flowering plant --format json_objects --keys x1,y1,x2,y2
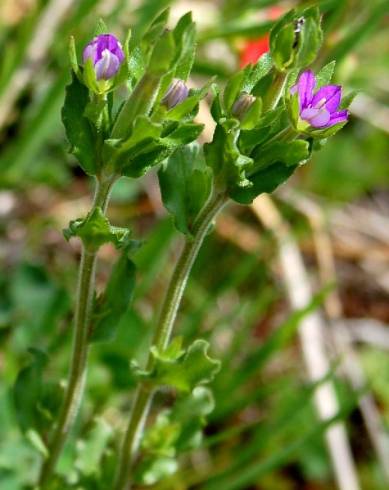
[{"x1": 9, "y1": 7, "x2": 357, "y2": 490}]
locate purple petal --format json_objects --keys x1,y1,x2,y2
[
  {"x1": 83, "y1": 34, "x2": 124, "y2": 77},
  {"x1": 311, "y1": 85, "x2": 341, "y2": 113},
  {"x1": 301, "y1": 107, "x2": 331, "y2": 128},
  {"x1": 83, "y1": 40, "x2": 98, "y2": 64},
  {"x1": 294, "y1": 70, "x2": 316, "y2": 111},
  {"x1": 94, "y1": 50, "x2": 120, "y2": 80},
  {"x1": 327, "y1": 109, "x2": 349, "y2": 126}
]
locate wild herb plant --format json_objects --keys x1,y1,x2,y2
[{"x1": 11, "y1": 6, "x2": 356, "y2": 490}]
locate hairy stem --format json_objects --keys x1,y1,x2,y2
[
  {"x1": 38, "y1": 175, "x2": 115, "y2": 487},
  {"x1": 114, "y1": 193, "x2": 227, "y2": 490}
]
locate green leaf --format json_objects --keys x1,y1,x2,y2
[
  {"x1": 26, "y1": 429, "x2": 49, "y2": 458},
  {"x1": 107, "y1": 115, "x2": 163, "y2": 169},
  {"x1": 158, "y1": 144, "x2": 213, "y2": 235},
  {"x1": 164, "y1": 81, "x2": 213, "y2": 121},
  {"x1": 151, "y1": 339, "x2": 221, "y2": 392},
  {"x1": 13, "y1": 348, "x2": 48, "y2": 433},
  {"x1": 91, "y1": 253, "x2": 136, "y2": 343},
  {"x1": 223, "y1": 71, "x2": 246, "y2": 112},
  {"x1": 161, "y1": 122, "x2": 204, "y2": 147},
  {"x1": 242, "y1": 53, "x2": 273, "y2": 93},
  {"x1": 127, "y1": 45, "x2": 146, "y2": 86},
  {"x1": 252, "y1": 140, "x2": 310, "y2": 170},
  {"x1": 172, "y1": 12, "x2": 196, "y2": 80},
  {"x1": 205, "y1": 122, "x2": 253, "y2": 190},
  {"x1": 148, "y1": 29, "x2": 176, "y2": 75},
  {"x1": 316, "y1": 61, "x2": 336, "y2": 88},
  {"x1": 63, "y1": 207, "x2": 130, "y2": 251},
  {"x1": 173, "y1": 386, "x2": 215, "y2": 420},
  {"x1": 61, "y1": 74, "x2": 97, "y2": 175},
  {"x1": 172, "y1": 387, "x2": 215, "y2": 452},
  {"x1": 75, "y1": 417, "x2": 112, "y2": 476},
  {"x1": 270, "y1": 23, "x2": 295, "y2": 71},
  {"x1": 270, "y1": 7, "x2": 322, "y2": 71},
  {"x1": 240, "y1": 98, "x2": 263, "y2": 130},
  {"x1": 230, "y1": 162, "x2": 297, "y2": 204},
  {"x1": 239, "y1": 107, "x2": 285, "y2": 154},
  {"x1": 294, "y1": 9, "x2": 323, "y2": 68},
  {"x1": 142, "y1": 412, "x2": 181, "y2": 457},
  {"x1": 135, "y1": 456, "x2": 178, "y2": 486}
]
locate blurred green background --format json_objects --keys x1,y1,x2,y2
[{"x1": 1, "y1": 0, "x2": 389, "y2": 488}]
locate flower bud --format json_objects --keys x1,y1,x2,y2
[
  {"x1": 83, "y1": 34, "x2": 124, "y2": 80},
  {"x1": 161, "y1": 79, "x2": 189, "y2": 109},
  {"x1": 232, "y1": 92, "x2": 256, "y2": 120}
]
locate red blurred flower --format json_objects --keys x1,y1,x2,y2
[
  {"x1": 239, "y1": 6, "x2": 285, "y2": 68},
  {"x1": 240, "y1": 37, "x2": 270, "y2": 67}
]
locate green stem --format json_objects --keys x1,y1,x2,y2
[
  {"x1": 114, "y1": 193, "x2": 227, "y2": 490},
  {"x1": 38, "y1": 175, "x2": 115, "y2": 487}
]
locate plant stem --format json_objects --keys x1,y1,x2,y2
[
  {"x1": 114, "y1": 193, "x2": 227, "y2": 490},
  {"x1": 38, "y1": 175, "x2": 115, "y2": 487}
]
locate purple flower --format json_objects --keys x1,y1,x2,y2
[
  {"x1": 291, "y1": 70, "x2": 348, "y2": 129},
  {"x1": 161, "y1": 79, "x2": 189, "y2": 109},
  {"x1": 83, "y1": 34, "x2": 124, "y2": 80},
  {"x1": 232, "y1": 93, "x2": 256, "y2": 120}
]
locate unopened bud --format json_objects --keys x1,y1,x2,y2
[
  {"x1": 232, "y1": 92, "x2": 256, "y2": 120},
  {"x1": 161, "y1": 79, "x2": 189, "y2": 109},
  {"x1": 83, "y1": 34, "x2": 124, "y2": 80}
]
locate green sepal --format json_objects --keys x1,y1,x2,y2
[
  {"x1": 223, "y1": 71, "x2": 246, "y2": 112},
  {"x1": 94, "y1": 18, "x2": 109, "y2": 36},
  {"x1": 159, "y1": 144, "x2": 213, "y2": 236},
  {"x1": 62, "y1": 74, "x2": 98, "y2": 176},
  {"x1": 340, "y1": 90, "x2": 358, "y2": 109},
  {"x1": 90, "y1": 253, "x2": 136, "y2": 343},
  {"x1": 68, "y1": 36, "x2": 81, "y2": 79},
  {"x1": 63, "y1": 207, "x2": 130, "y2": 251},
  {"x1": 240, "y1": 97, "x2": 263, "y2": 130},
  {"x1": 307, "y1": 121, "x2": 349, "y2": 139}
]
